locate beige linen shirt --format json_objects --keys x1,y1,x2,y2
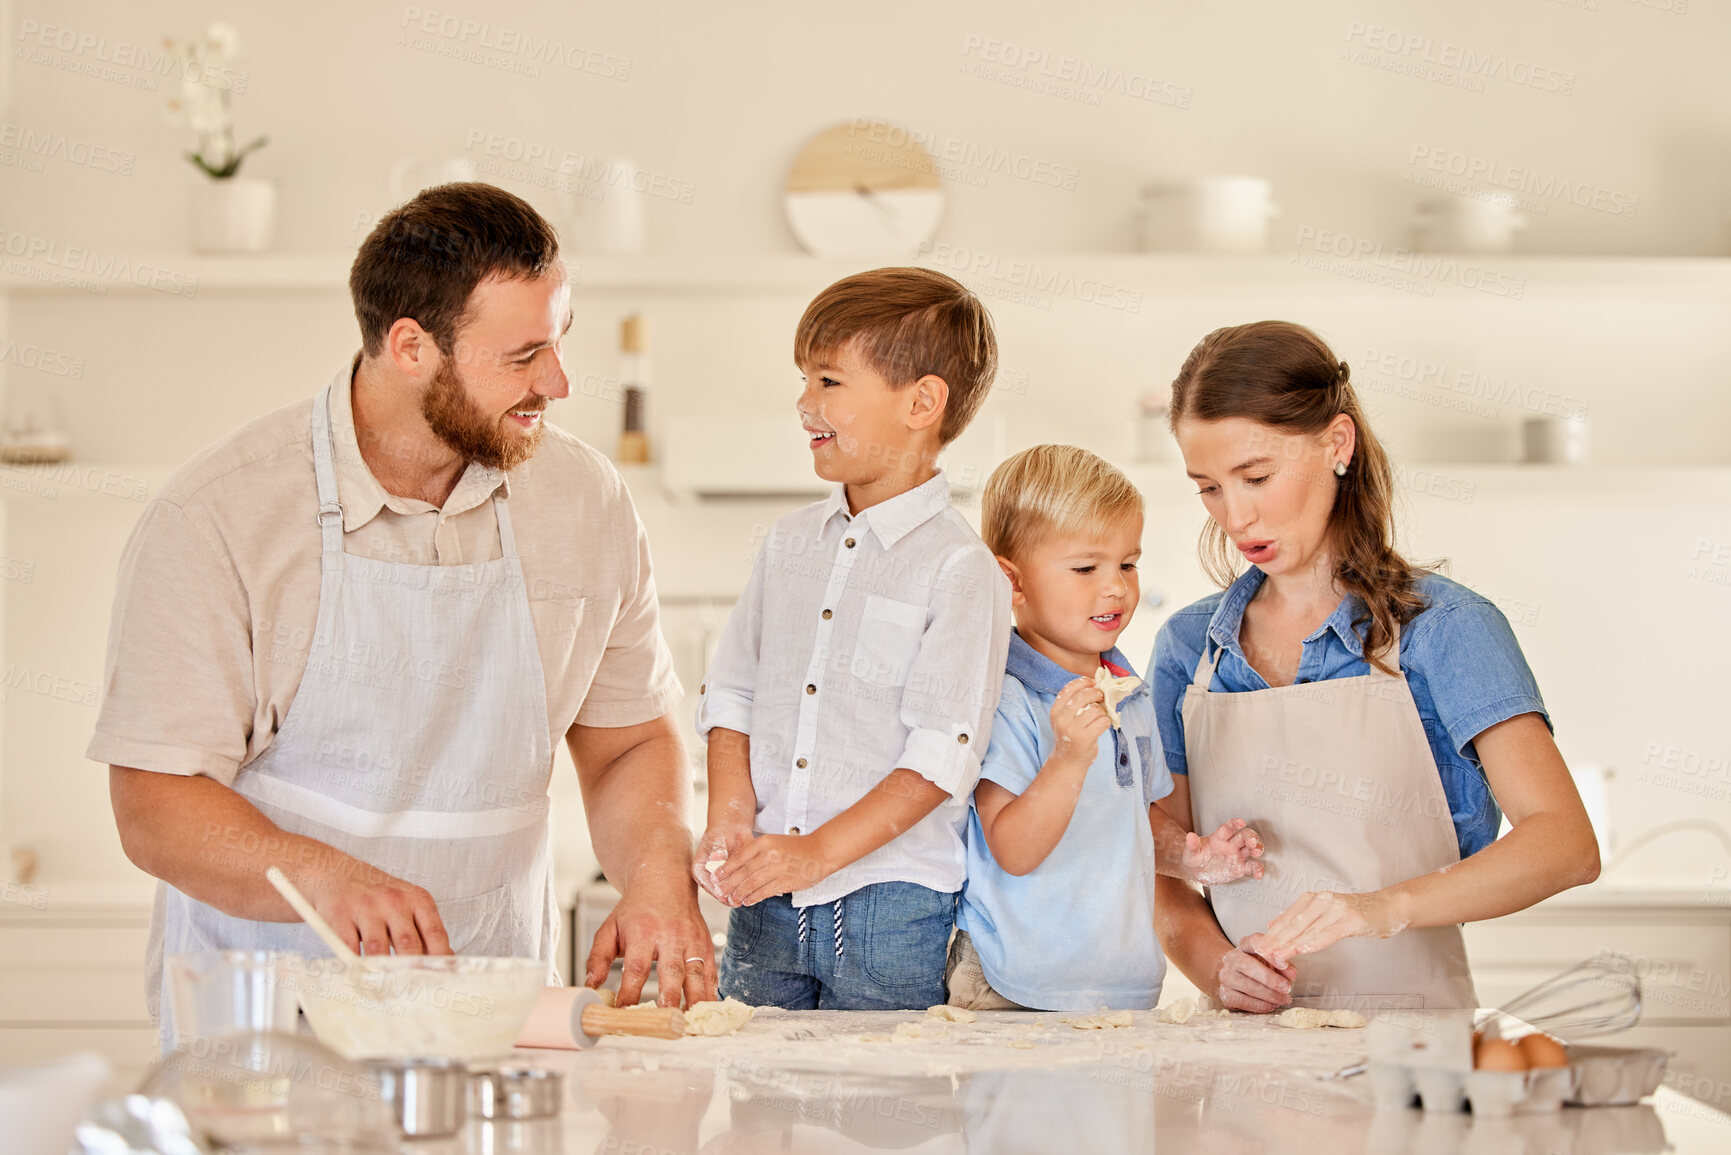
[{"x1": 87, "y1": 358, "x2": 682, "y2": 784}]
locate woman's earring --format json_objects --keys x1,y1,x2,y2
[{"x1": 1334, "y1": 461, "x2": 1348, "y2": 477}]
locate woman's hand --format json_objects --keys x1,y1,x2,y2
[
  {"x1": 1181, "y1": 817, "x2": 1265, "y2": 885},
  {"x1": 1213, "y1": 944, "x2": 1297, "y2": 1013},
  {"x1": 1252, "y1": 889, "x2": 1411, "y2": 966},
  {"x1": 1049, "y1": 679, "x2": 1112, "y2": 766}
]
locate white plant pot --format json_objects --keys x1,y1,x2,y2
[{"x1": 191, "y1": 176, "x2": 276, "y2": 253}]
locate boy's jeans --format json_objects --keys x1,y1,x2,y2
[{"x1": 718, "y1": 881, "x2": 955, "y2": 1010}]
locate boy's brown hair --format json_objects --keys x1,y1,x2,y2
[{"x1": 794, "y1": 267, "x2": 997, "y2": 445}]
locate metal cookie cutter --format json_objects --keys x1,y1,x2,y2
[{"x1": 470, "y1": 1065, "x2": 564, "y2": 1120}]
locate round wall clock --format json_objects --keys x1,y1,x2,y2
[{"x1": 783, "y1": 120, "x2": 945, "y2": 257}]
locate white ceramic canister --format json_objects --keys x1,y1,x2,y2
[{"x1": 1138, "y1": 177, "x2": 1279, "y2": 254}]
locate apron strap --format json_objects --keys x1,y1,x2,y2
[
  {"x1": 311, "y1": 385, "x2": 345, "y2": 556},
  {"x1": 493, "y1": 490, "x2": 521, "y2": 559},
  {"x1": 1190, "y1": 636, "x2": 1223, "y2": 692}
]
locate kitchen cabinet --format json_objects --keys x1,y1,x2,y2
[{"x1": 0, "y1": 883, "x2": 155, "y2": 1095}]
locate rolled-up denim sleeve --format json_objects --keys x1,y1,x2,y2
[
  {"x1": 1151, "y1": 613, "x2": 1206, "y2": 776},
  {"x1": 694, "y1": 543, "x2": 766, "y2": 739},
  {"x1": 1410, "y1": 596, "x2": 1551, "y2": 762},
  {"x1": 895, "y1": 546, "x2": 1012, "y2": 797}
]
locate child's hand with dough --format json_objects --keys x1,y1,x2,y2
[
  {"x1": 691, "y1": 824, "x2": 753, "y2": 905},
  {"x1": 1048, "y1": 678, "x2": 1112, "y2": 767},
  {"x1": 1181, "y1": 817, "x2": 1265, "y2": 885}
]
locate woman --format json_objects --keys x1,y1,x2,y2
[{"x1": 1150, "y1": 321, "x2": 1600, "y2": 1013}]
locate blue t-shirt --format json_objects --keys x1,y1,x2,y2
[
  {"x1": 957, "y1": 631, "x2": 1172, "y2": 1011},
  {"x1": 1151, "y1": 569, "x2": 1549, "y2": 859}
]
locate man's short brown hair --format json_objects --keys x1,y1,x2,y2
[
  {"x1": 794, "y1": 267, "x2": 997, "y2": 445},
  {"x1": 350, "y1": 182, "x2": 561, "y2": 358}
]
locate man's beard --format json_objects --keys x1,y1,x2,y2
[{"x1": 421, "y1": 358, "x2": 545, "y2": 471}]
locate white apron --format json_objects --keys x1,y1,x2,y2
[
  {"x1": 155, "y1": 384, "x2": 560, "y2": 1042},
  {"x1": 1182, "y1": 621, "x2": 1477, "y2": 1011}
]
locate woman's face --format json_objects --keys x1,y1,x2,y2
[{"x1": 1175, "y1": 415, "x2": 1354, "y2": 579}]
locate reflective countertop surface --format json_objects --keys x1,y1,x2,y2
[{"x1": 389, "y1": 1008, "x2": 1730, "y2": 1154}]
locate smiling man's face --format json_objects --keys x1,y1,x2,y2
[{"x1": 425, "y1": 268, "x2": 573, "y2": 470}]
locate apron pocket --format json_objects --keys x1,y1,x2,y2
[
  {"x1": 850, "y1": 596, "x2": 926, "y2": 688},
  {"x1": 437, "y1": 884, "x2": 512, "y2": 955}
]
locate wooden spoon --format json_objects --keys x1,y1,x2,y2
[{"x1": 265, "y1": 866, "x2": 364, "y2": 965}]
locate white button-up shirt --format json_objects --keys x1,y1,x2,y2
[{"x1": 696, "y1": 471, "x2": 1012, "y2": 907}]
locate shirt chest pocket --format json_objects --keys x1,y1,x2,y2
[{"x1": 848, "y1": 595, "x2": 927, "y2": 688}]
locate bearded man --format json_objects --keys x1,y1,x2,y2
[{"x1": 90, "y1": 184, "x2": 712, "y2": 1047}]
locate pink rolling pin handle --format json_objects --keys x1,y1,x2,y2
[{"x1": 515, "y1": 987, "x2": 599, "y2": 1050}]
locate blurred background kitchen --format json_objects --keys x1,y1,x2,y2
[{"x1": 1, "y1": 0, "x2": 1728, "y2": 1101}]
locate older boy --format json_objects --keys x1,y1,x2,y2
[{"x1": 693, "y1": 267, "x2": 1011, "y2": 1010}]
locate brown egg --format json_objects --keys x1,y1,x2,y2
[
  {"x1": 1518, "y1": 1032, "x2": 1569, "y2": 1068},
  {"x1": 1474, "y1": 1037, "x2": 1529, "y2": 1071}
]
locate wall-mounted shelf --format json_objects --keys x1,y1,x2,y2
[{"x1": 5, "y1": 252, "x2": 1731, "y2": 300}]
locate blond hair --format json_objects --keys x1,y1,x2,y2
[
  {"x1": 794, "y1": 267, "x2": 997, "y2": 445},
  {"x1": 982, "y1": 445, "x2": 1143, "y2": 561}
]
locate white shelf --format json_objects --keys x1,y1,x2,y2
[{"x1": 4, "y1": 252, "x2": 1731, "y2": 299}]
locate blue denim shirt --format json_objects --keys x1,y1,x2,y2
[{"x1": 1151, "y1": 569, "x2": 1548, "y2": 859}]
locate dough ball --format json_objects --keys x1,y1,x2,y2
[
  {"x1": 1326, "y1": 1009, "x2": 1367, "y2": 1029},
  {"x1": 1094, "y1": 669, "x2": 1142, "y2": 729},
  {"x1": 926, "y1": 1005, "x2": 978, "y2": 1023},
  {"x1": 1276, "y1": 1007, "x2": 1333, "y2": 1030},
  {"x1": 1155, "y1": 997, "x2": 1197, "y2": 1025},
  {"x1": 682, "y1": 997, "x2": 756, "y2": 1037}
]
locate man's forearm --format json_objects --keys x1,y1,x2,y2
[
  {"x1": 576, "y1": 724, "x2": 697, "y2": 894},
  {"x1": 109, "y1": 766, "x2": 371, "y2": 921},
  {"x1": 812, "y1": 768, "x2": 948, "y2": 873},
  {"x1": 1155, "y1": 871, "x2": 1234, "y2": 994}
]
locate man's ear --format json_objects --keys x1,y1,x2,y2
[
  {"x1": 385, "y1": 318, "x2": 437, "y2": 379},
  {"x1": 905, "y1": 373, "x2": 949, "y2": 435},
  {"x1": 996, "y1": 555, "x2": 1026, "y2": 607}
]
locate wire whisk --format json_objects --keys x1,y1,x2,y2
[{"x1": 1478, "y1": 951, "x2": 1642, "y2": 1040}]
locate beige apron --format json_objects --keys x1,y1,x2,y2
[{"x1": 1182, "y1": 621, "x2": 1477, "y2": 1010}]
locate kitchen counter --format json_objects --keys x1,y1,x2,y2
[{"x1": 387, "y1": 1009, "x2": 1730, "y2": 1154}]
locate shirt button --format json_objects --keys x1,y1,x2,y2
[
  {"x1": 699, "y1": 683, "x2": 706, "y2": 694},
  {"x1": 958, "y1": 734, "x2": 970, "y2": 745},
  {"x1": 822, "y1": 609, "x2": 833, "y2": 620},
  {"x1": 796, "y1": 758, "x2": 807, "y2": 769},
  {"x1": 844, "y1": 537, "x2": 856, "y2": 549},
  {"x1": 789, "y1": 826, "x2": 802, "y2": 835},
  {"x1": 805, "y1": 683, "x2": 817, "y2": 695}
]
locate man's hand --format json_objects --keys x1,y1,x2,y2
[
  {"x1": 1213, "y1": 942, "x2": 1297, "y2": 1013},
  {"x1": 713, "y1": 833, "x2": 835, "y2": 908},
  {"x1": 1049, "y1": 678, "x2": 1111, "y2": 765},
  {"x1": 584, "y1": 874, "x2": 716, "y2": 1008},
  {"x1": 691, "y1": 823, "x2": 754, "y2": 905},
  {"x1": 1251, "y1": 889, "x2": 1409, "y2": 967},
  {"x1": 291, "y1": 862, "x2": 452, "y2": 958},
  {"x1": 1181, "y1": 818, "x2": 1266, "y2": 886}
]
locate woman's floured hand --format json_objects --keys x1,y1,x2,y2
[
  {"x1": 1253, "y1": 890, "x2": 1410, "y2": 967},
  {"x1": 1214, "y1": 942, "x2": 1297, "y2": 1013}
]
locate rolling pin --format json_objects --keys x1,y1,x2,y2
[{"x1": 515, "y1": 987, "x2": 686, "y2": 1050}]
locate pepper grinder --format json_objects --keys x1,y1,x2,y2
[{"x1": 617, "y1": 313, "x2": 651, "y2": 464}]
